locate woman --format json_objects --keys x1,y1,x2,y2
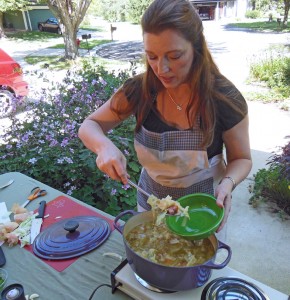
[{"x1": 78, "y1": 0, "x2": 252, "y2": 234}]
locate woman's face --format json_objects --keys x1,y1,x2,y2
[{"x1": 143, "y1": 29, "x2": 194, "y2": 88}]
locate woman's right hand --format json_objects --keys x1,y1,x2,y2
[
  {"x1": 78, "y1": 96, "x2": 132, "y2": 185},
  {"x1": 96, "y1": 144, "x2": 129, "y2": 185}
]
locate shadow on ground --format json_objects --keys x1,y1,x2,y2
[
  {"x1": 95, "y1": 41, "x2": 144, "y2": 61},
  {"x1": 94, "y1": 39, "x2": 231, "y2": 62}
]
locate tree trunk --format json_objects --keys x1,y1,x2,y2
[
  {"x1": 63, "y1": 26, "x2": 78, "y2": 59},
  {"x1": 283, "y1": 1, "x2": 289, "y2": 27},
  {"x1": 46, "y1": 0, "x2": 92, "y2": 60},
  {"x1": 0, "y1": 12, "x2": 7, "y2": 39}
]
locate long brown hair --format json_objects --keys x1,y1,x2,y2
[{"x1": 112, "y1": 0, "x2": 245, "y2": 147}]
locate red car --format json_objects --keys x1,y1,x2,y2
[{"x1": 0, "y1": 48, "x2": 29, "y2": 117}]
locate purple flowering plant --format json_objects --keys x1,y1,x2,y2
[
  {"x1": 0, "y1": 86, "x2": 26, "y2": 117},
  {"x1": 0, "y1": 58, "x2": 141, "y2": 216},
  {"x1": 249, "y1": 141, "x2": 290, "y2": 217}
]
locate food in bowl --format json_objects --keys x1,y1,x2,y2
[
  {"x1": 126, "y1": 221, "x2": 214, "y2": 267},
  {"x1": 166, "y1": 193, "x2": 224, "y2": 240},
  {"x1": 148, "y1": 194, "x2": 189, "y2": 225}
]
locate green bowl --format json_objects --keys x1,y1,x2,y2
[{"x1": 166, "y1": 193, "x2": 224, "y2": 240}]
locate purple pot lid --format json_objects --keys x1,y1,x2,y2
[{"x1": 33, "y1": 216, "x2": 111, "y2": 260}]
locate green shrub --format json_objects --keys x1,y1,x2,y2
[
  {"x1": 245, "y1": 10, "x2": 261, "y2": 19},
  {"x1": 249, "y1": 142, "x2": 290, "y2": 216},
  {"x1": 126, "y1": 0, "x2": 152, "y2": 23},
  {"x1": 98, "y1": 0, "x2": 127, "y2": 22},
  {"x1": 0, "y1": 58, "x2": 141, "y2": 216},
  {"x1": 250, "y1": 54, "x2": 290, "y2": 98}
]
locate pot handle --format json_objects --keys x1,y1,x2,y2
[
  {"x1": 113, "y1": 210, "x2": 139, "y2": 234},
  {"x1": 203, "y1": 240, "x2": 232, "y2": 269}
]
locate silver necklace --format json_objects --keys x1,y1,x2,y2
[{"x1": 167, "y1": 90, "x2": 183, "y2": 111}]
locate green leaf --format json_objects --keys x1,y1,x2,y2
[{"x1": 128, "y1": 161, "x2": 140, "y2": 172}]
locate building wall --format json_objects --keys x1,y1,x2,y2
[
  {"x1": 236, "y1": 0, "x2": 250, "y2": 18},
  {"x1": 191, "y1": 0, "x2": 251, "y2": 19},
  {"x1": 26, "y1": 9, "x2": 54, "y2": 31},
  {"x1": 224, "y1": 1, "x2": 236, "y2": 18},
  {"x1": 3, "y1": 6, "x2": 53, "y2": 32},
  {"x1": 3, "y1": 11, "x2": 25, "y2": 30}
]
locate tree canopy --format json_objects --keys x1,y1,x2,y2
[
  {"x1": 126, "y1": 0, "x2": 152, "y2": 23},
  {"x1": 0, "y1": 0, "x2": 29, "y2": 12},
  {"x1": 0, "y1": 0, "x2": 30, "y2": 38}
]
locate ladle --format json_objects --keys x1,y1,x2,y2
[
  {"x1": 127, "y1": 179, "x2": 181, "y2": 216},
  {"x1": 127, "y1": 179, "x2": 151, "y2": 198},
  {"x1": 0, "y1": 179, "x2": 14, "y2": 190}
]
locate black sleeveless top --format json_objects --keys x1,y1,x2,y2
[{"x1": 142, "y1": 86, "x2": 248, "y2": 159}]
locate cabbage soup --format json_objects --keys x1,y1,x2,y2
[{"x1": 125, "y1": 221, "x2": 215, "y2": 267}]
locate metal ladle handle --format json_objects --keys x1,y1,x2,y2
[
  {"x1": 127, "y1": 179, "x2": 151, "y2": 198},
  {"x1": 127, "y1": 180, "x2": 180, "y2": 216}
]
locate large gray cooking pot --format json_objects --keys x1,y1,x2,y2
[{"x1": 114, "y1": 210, "x2": 232, "y2": 291}]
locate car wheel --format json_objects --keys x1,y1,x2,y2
[
  {"x1": 0, "y1": 90, "x2": 14, "y2": 118},
  {"x1": 38, "y1": 25, "x2": 43, "y2": 31}
]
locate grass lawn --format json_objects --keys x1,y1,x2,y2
[
  {"x1": 24, "y1": 54, "x2": 130, "y2": 71},
  {"x1": 226, "y1": 20, "x2": 290, "y2": 32},
  {"x1": 49, "y1": 39, "x2": 111, "y2": 50},
  {"x1": 79, "y1": 25, "x2": 106, "y2": 32},
  {"x1": 5, "y1": 31, "x2": 61, "y2": 41},
  {"x1": 24, "y1": 55, "x2": 72, "y2": 70}
]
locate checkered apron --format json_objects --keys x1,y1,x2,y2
[{"x1": 134, "y1": 125, "x2": 226, "y2": 210}]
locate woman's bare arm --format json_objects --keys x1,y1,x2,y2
[
  {"x1": 78, "y1": 95, "x2": 131, "y2": 184},
  {"x1": 215, "y1": 115, "x2": 252, "y2": 231}
]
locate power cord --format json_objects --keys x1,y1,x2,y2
[
  {"x1": 89, "y1": 259, "x2": 127, "y2": 299},
  {"x1": 88, "y1": 283, "x2": 121, "y2": 300}
]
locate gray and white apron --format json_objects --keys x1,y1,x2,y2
[{"x1": 135, "y1": 125, "x2": 226, "y2": 211}]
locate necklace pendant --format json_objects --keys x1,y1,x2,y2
[{"x1": 177, "y1": 105, "x2": 182, "y2": 111}]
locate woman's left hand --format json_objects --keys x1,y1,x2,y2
[{"x1": 214, "y1": 179, "x2": 233, "y2": 232}]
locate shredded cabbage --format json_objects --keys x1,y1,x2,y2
[
  {"x1": 148, "y1": 194, "x2": 189, "y2": 225},
  {"x1": 12, "y1": 214, "x2": 37, "y2": 247}
]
